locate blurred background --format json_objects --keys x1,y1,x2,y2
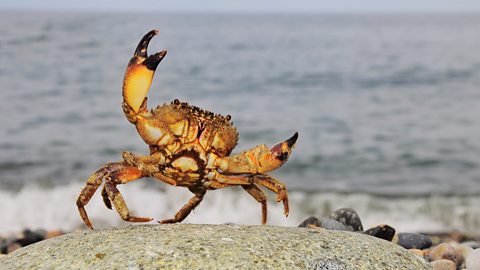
[{"x1": 1, "y1": 0, "x2": 480, "y2": 234}]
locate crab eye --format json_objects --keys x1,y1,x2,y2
[{"x1": 173, "y1": 99, "x2": 180, "y2": 105}]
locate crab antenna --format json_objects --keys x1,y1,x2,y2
[{"x1": 122, "y1": 29, "x2": 167, "y2": 114}]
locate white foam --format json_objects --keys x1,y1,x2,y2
[{"x1": 0, "y1": 182, "x2": 479, "y2": 235}]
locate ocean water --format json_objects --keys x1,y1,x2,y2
[{"x1": 1, "y1": 12, "x2": 480, "y2": 234}]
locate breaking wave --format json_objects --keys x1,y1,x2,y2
[{"x1": 1, "y1": 182, "x2": 479, "y2": 235}]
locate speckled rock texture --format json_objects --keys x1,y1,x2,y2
[{"x1": 0, "y1": 224, "x2": 432, "y2": 269}]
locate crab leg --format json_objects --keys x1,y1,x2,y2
[
  {"x1": 213, "y1": 132, "x2": 298, "y2": 174},
  {"x1": 103, "y1": 167, "x2": 153, "y2": 224},
  {"x1": 242, "y1": 184, "x2": 268, "y2": 224},
  {"x1": 159, "y1": 188, "x2": 207, "y2": 224},
  {"x1": 76, "y1": 162, "x2": 125, "y2": 229},
  {"x1": 207, "y1": 170, "x2": 253, "y2": 185},
  {"x1": 152, "y1": 172, "x2": 179, "y2": 186},
  {"x1": 209, "y1": 171, "x2": 288, "y2": 222},
  {"x1": 253, "y1": 175, "x2": 289, "y2": 217}
]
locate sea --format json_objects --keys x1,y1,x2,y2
[{"x1": 1, "y1": 11, "x2": 480, "y2": 234}]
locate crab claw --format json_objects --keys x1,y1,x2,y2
[
  {"x1": 123, "y1": 29, "x2": 167, "y2": 114},
  {"x1": 214, "y1": 132, "x2": 298, "y2": 174},
  {"x1": 253, "y1": 132, "x2": 298, "y2": 173},
  {"x1": 270, "y1": 132, "x2": 298, "y2": 167}
]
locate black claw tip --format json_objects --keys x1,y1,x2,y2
[
  {"x1": 134, "y1": 29, "x2": 160, "y2": 58},
  {"x1": 144, "y1": 50, "x2": 167, "y2": 71},
  {"x1": 286, "y1": 132, "x2": 298, "y2": 148}
]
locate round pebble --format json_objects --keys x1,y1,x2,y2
[
  {"x1": 466, "y1": 248, "x2": 480, "y2": 270},
  {"x1": 427, "y1": 243, "x2": 458, "y2": 263},
  {"x1": 396, "y1": 233, "x2": 433, "y2": 249},
  {"x1": 408, "y1": 249, "x2": 426, "y2": 259},
  {"x1": 328, "y1": 208, "x2": 363, "y2": 231},
  {"x1": 46, "y1": 230, "x2": 64, "y2": 239},
  {"x1": 363, "y1": 224, "x2": 396, "y2": 242},
  {"x1": 430, "y1": 259, "x2": 456, "y2": 270},
  {"x1": 317, "y1": 218, "x2": 349, "y2": 231},
  {"x1": 298, "y1": 216, "x2": 349, "y2": 231},
  {"x1": 6, "y1": 243, "x2": 21, "y2": 254},
  {"x1": 298, "y1": 216, "x2": 321, "y2": 228},
  {"x1": 0, "y1": 238, "x2": 15, "y2": 255},
  {"x1": 0, "y1": 239, "x2": 7, "y2": 254},
  {"x1": 453, "y1": 244, "x2": 473, "y2": 266},
  {"x1": 461, "y1": 241, "x2": 480, "y2": 249}
]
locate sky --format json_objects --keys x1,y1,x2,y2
[{"x1": 2, "y1": 0, "x2": 480, "y2": 13}]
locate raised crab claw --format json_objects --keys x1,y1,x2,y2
[{"x1": 76, "y1": 30, "x2": 298, "y2": 229}]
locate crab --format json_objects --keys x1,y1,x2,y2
[{"x1": 76, "y1": 30, "x2": 298, "y2": 229}]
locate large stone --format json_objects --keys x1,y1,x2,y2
[{"x1": 1, "y1": 224, "x2": 432, "y2": 269}]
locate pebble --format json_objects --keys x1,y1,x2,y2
[
  {"x1": 298, "y1": 216, "x2": 321, "y2": 228},
  {"x1": 316, "y1": 218, "x2": 350, "y2": 231},
  {"x1": 408, "y1": 248, "x2": 426, "y2": 259},
  {"x1": 396, "y1": 233, "x2": 432, "y2": 250},
  {"x1": 328, "y1": 208, "x2": 363, "y2": 231},
  {"x1": 363, "y1": 224, "x2": 396, "y2": 242},
  {"x1": 427, "y1": 243, "x2": 458, "y2": 263},
  {"x1": 454, "y1": 244, "x2": 473, "y2": 265},
  {"x1": 6, "y1": 243, "x2": 21, "y2": 254},
  {"x1": 16, "y1": 229, "x2": 45, "y2": 247},
  {"x1": 0, "y1": 238, "x2": 15, "y2": 255},
  {"x1": 430, "y1": 259, "x2": 456, "y2": 270},
  {"x1": 466, "y1": 248, "x2": 480, "y2": 270},
  {"x1": 298, "y1": 216, "x2": 349, "y2": 231},
  {"x1": 461, "y1": 241, "x2": 480, "y2": 249},
  {"x1": 0, "y1": 229, "x2": 64, "y2": 254}
]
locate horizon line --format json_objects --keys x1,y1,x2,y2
[{"x1": 2, "y1": 8, "x2": 480, "y2": 15}]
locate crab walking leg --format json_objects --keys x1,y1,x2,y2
[
  {"x1": 253, "y1": 175, "x2": 289, "y2": 217},
  {"x1": 212, "y1": 132, "x2": 298, "y2": 174},
  {"x1": 152, "y1": 172, "x2": 179, "y2": 186},
  {"x1": 203, "y1": 181, "x2": 232, "y2": 189},
  {"x1": 207, "y1": 170, "x2": 253, "y2": 185},
  {"x1": 103, "y1": 167, "x2": 154, "y2": 223},
  {"x1": 159, "y1": 188, "x2": 207, "y2": 224},
  {"x1": 76, "y1": 162, "x2": 125, "y2": 229},
  {"x1": 242, "y1": 184, "x2": 268, "y2": 225}
]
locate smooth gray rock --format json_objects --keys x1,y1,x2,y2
[
  {"x1": 396, "y1": 233, "x2": 433, "y2": 249},
  {"x1": 1, "y1": 224, "x2": 432, "y2": 269}
]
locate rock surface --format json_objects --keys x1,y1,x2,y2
[{"x1": 0, "y1": 224, "x2": 432, "y2": 269}]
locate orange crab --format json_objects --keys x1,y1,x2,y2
[{"x1": 76, "y1": 30, "x2": 298, "y2": 229}]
